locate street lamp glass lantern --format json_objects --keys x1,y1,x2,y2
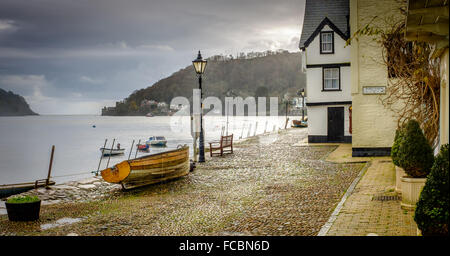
[{"x1": 192, "y1": 51, "x2": 207, "y2": 75}]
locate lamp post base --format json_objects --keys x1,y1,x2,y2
[{"x1": 198, "y1": 129, "x2": 205, "y2": 162}]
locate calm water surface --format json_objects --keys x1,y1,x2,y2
[{"x1": 0, "y1": 115, "x2": 292, "y2": 184}]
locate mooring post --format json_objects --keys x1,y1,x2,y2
[
  {"x1": 95, "y1": 138, "x2": 108, "y2": 176},
  {"x1": 46, "y1": 145, "x2": 55, "y2": 188},
  {"x1": 128, "y1": 139, "x2": 135, "y2": 160},
  {"x1": 240, "y1": 123, "x2": 245, "y2": 139},
  {"x1": 106, "y1": 138, "x2": 115, "y2": 169},
  {"x1": 135, "y1": 139, "x2": 141, "y2": 158}
]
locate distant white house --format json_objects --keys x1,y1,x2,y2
[
  {"x1": 157, "y1": 102, "x2": 167, "y2": 108},
  {"x1": 140, "y1": 99, "x2": 157, "y2": 107},
  {"x1": 299, "y1": 0, "x2": 352, "y2": 143},
  {"x1": 170, "y1": 103, "x2": 184, "y2": 110}
]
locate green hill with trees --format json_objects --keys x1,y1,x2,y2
[
  {"x1": 102, "y1": 50, "x2": 305, "y2": 116},
  {"x1": 0, "y1": 88, "x2": 38, "y2": 116}
]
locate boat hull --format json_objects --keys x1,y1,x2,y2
[
  {"x1": 0, "y1": 181, "x2": 56, "y2": 198},
  {"x1": 146, "y1": 141, "x2": 167, "y2": 146},
  {"x1": 292, "y1": 120, "x2": 307, "y2": 127},
  {"x1": 101, "y1": 146, "x2": 189, "y2": 189},
  {"x1": 100, "y1": 148, "x2": 125, "y2": 156}
]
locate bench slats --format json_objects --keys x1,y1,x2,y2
[{"x1": 209, "y1": 134, "x2": 233, "y2": 157}]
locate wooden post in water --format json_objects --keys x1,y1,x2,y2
[
  {"x1": 193, "y1": 135, "x2": 198, "y2": 162},
  {"x1": 128, "y1": 139, "x2": 135, "y2": 160},
  {"x1": 106, "y1": 139, "x2": 115, "y2": 169},
  {"x1": 254, "y1": 122, "x2": 258, "y2": 136},
  {"x1": 240, "y1": 123, "x2": 245, "y2": 139},
  {"x1": 247, "y1": 123, "x2": 252, "y2": 137},
  {"x1": 135, "y1": 139, "x2": 141, "y2": 158},
  {"x1": 285, "y1": 117, "x2": 289, "y2": 129},
  {"x1": 96, "y1": 139, "x2": 108, "y2": 176},
  {"x1": 46, "y1": 145, "x2": 55, "y2": 187}
]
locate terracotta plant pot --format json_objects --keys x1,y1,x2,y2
[
  {"x1": 400, "y1": 176, "x2": 426, "y2": 209},
  {"x1": 5, "y1": 200, "x2": 41, "y2": 221},
  {"x1": 395, "y1": 166, "x2": 406, "y2": 193}
]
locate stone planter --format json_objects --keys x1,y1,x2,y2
[
  {"x1": 400, "y1": 176, "x2": 426, "y2": 209},
  {"x1": 395, "y1": 166, "x2": 406, "y2": 193}
]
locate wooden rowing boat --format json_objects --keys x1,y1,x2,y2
[
  {"x1": 0, "y1": 180, "x2": 56, "y2": 198},
  {"x1": 100, "y1": 147, "x2": 125, "y2": 156},
  {"x1": 101, "y1": 145, "x2": 190, "y2": 189},
  {"x1": 292, "y1": 120, "x2": 308, "y2": 128}
]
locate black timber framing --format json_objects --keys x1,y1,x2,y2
[
  {"x1": 306, "y1": 63, "x2": 350, "y2": 68},
  {"x1": 306, "y1": 101, "x2": 352, "y2": 106},
  {"x1": 308, "y1": 135, "x2": 352, "y2": 143},
  {"x1": 302, "y1": 17, "x2": 350, "y2": 50}
]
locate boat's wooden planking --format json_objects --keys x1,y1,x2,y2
[
  {"x1": 101, "y1": 161, "x2": 131, "y2": 183},
  {"x1": 101, "y1": 146, "x2": 190, "y2": 187}
]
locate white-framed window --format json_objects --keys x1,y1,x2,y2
[
  {"x1": 323, "y1": 67, "x2": 340, "y2": 90},
  {"x1": 320, "y1": 32, "x2": 334, "y2": 54}
]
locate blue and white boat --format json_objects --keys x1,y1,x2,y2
[{"x1": 146, "y1": 136, "x2": 167, "y2": 147}]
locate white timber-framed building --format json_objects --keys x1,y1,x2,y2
[{"x1": 299, "y1": 0, "x2": 352, "y2": 143}]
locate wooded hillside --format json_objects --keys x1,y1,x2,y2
[
  {"x1": 0, "y1": 88, "x2": 38, "y2": 116},
  {"x1": 104, "y1": 51, "x2": 305, "y2": 116}
]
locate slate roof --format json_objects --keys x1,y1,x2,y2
[{"x1": 299, "y1": 0, "x2": 350, "y2": 50}]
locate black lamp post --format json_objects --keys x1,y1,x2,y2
[
  {"x1": 192, "y1": 51, "x2": 207, "y2": 162},
  {"x1": 297, "y1": 89, "x2": 305, "y2": 121},
  {"x1": 225, "y1": 89, "x2": 237, "y2": 136},
  {"x1": 300, "y1": 89, "x2": 305, "y2": 121}
]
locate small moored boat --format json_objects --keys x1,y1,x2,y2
[
  {"x1": 100, "y1": 147, "x2": 125, "y2": 156},
  {"x1": 136, "y1": 143, "x2": 149, "y2": 151},
  {"x1": 292, "y1": 120, "x2": 308, "y2": 128},
  {"x1": 101, "y1": 145, "x2": 190, "y2": 189},
  {"x1": 1, "y1": 180, "x2": 56, "y2": 198},
  {"x1": 146, "y1": 136, "x2": 167, "y2": 146}
]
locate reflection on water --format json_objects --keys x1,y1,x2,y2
[{"x1": 0, "y1": 115, "x2": 294, "y2": 184}]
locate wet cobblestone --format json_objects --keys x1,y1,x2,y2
[{"x1": 0, "y1": 128, "x2": 364, "y2": 236}]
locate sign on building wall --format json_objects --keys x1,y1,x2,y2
[{"x1": 362, "y1": 86, "x2": 386, "y2": 95}]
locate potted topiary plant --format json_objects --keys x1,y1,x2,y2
[
  {"x1": 391, "y1": 127, "x2": 406, "y2": 192},
  {"x1": 414, "y1": 144, "x2": 449, "y2": 236},
  {"x1": 5, "y1": 195, "x2": 41, "y2": 221},
  {"x1": 396, "y1": 120, "x2": 434, "y2": 209}
]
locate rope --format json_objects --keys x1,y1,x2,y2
[{"x1": 50, "y1": 171, "x2": 95, "y2": 178}]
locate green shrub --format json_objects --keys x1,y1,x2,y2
[
  {"x1": 391, "y1": 127, "x2": 404, "y2": 167},
  {"x1": 397, "y1": 120, "x2": 434, "y2": 178},
  {"x1": 7, "y1": 195, "x2": 40, "y2": 204},
  {"x1": 414, "y1": 144, "x2": 449, "y2": 236}
]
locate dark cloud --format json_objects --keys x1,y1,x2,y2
[{"x1": 0, "y1": 0, "x2": 305, "y2": 114}]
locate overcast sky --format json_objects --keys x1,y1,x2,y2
[{"x1": 0, "y1": 0, "x2": 306, "y2": 114}]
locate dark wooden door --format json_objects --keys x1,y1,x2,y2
[{"x1": 327, "y1": 107, "x2": 344, "y2": 142}]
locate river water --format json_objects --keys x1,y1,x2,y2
[{"x1": 0, "y1": 115, "x2": 294, "y2": 184}]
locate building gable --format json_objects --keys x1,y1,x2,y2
[
  {"x1": 301, "y1": 17, "x2": 349, "y2": 50},
  {"x1": 299, "y1": 0, "x2": 350, "y2": 50}
]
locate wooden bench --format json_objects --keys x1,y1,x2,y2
[{"x1": 208, "y1": 134, "x2": 233, "y2": 157}]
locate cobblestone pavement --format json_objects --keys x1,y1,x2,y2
[
  {"x1": 324, "y1": 159, "x2": 418, "y2": 236},
  {"x1": 0, "y1": 128, "x2": 365, "y2": 236}
]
